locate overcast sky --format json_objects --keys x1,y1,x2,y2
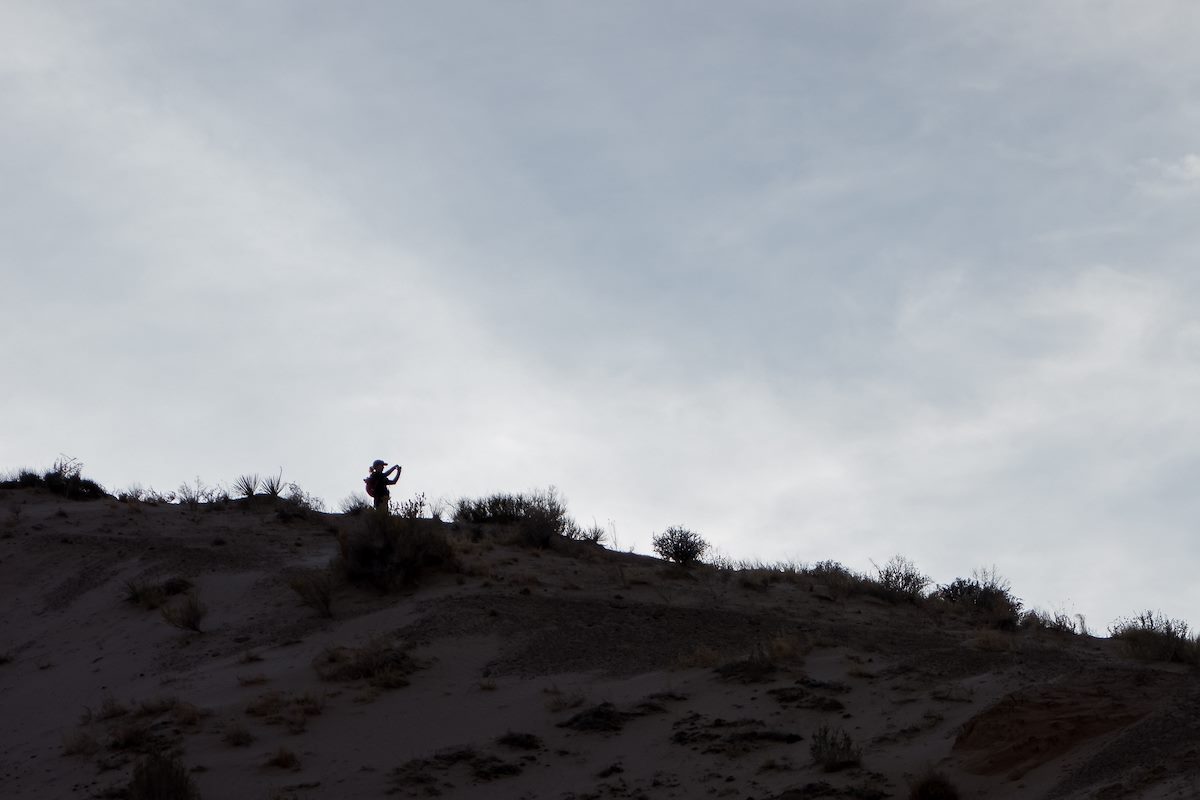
[{"x1": 5, "y1": 1, "x2": 1200, "y2": 631}]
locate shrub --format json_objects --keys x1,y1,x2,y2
[
  {"x1": 652, "y1": 526, "x2": 709, "y2": 565},
  {"x1": 453, "y1": 488, "x2": 581, "y2": 548},
  {"x1": 910, "y1": 770, "x2": 959, "y2": 799},
  {"x1": 805, "y1": 560, "x2": 869, "y2": 597},
  {"x1": 287, "y1": 567, "x2": 334, "y2": 618},
  {"x1": 223, "y1": 722, "x2": 254, "y2": 747},
  {"x1": 397, "y1": 493, "x2": 426, "y2": 519},
  {"x1": 1021, "y1": 608, "x2": 1085, "y2": 636},
  {"x1": 2, "y1": 456, "x2": 108, "y2": 500},
  {"x1": 340, "y1": 495, "x2": 371, "y2": 515},
  {"x1": 871, "y1": 555, "x2": 930, "y2": 602},
  {"x1": 283, "y1": 482, "x2": 325, "y2": 515},
  {"x1": 1109, "y1": 611, "x2": 1200, "y2": 665},
  {"x1": 340, "y1": 513, "x2": 458, "y2": 591},
  {"x1": 128, "y1": 752, "x2": 199, "y2": 800},
  {"x1": 124, "y1": 580, "x2": 167, "y2": 610},
  {"x1": 810, "y1": 724, "x2": 861, "y2": 771},
  {"x1": 161, "y1": 592, "x2": 207, "y2": 632},
  {"x1": 313, "y1": 637, "x2": 417, "y2": 688},
  {"x1": 935, "y1": 567, "x2": 1022, "y2": 629}
]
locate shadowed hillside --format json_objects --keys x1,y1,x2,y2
[{"x1": 1, "y1": 473, "x2": 1198, "y2": 800}]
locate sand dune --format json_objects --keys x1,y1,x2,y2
[{"x1": 1, "y1": 485, "x2": 1195, "y2": 799}]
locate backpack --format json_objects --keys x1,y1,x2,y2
[{"x1": 364, "y1": 475, "x2": 377, "y2": 497}]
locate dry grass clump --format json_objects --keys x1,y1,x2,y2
[
  {"x1": 108, "y1": 719, "x2": 155, "y2": 752},
  {"x1": 161, "y1": 591, "x2": 207, "y2": 632},
  {"x1": 127, "y1": 752, "x2": 199, "y2": 800},
  {"x1": 123, "y1": 576, "x2": 191, "y2": 611},
  {"x1": 286, "y1": 566, "x2": 335, "y2": 618},
  {"x1": 223, "y1": 721, "x2": 255, "y2": 747},
  {"x1": 339, "y1": 513, "x2": 458, "y2": 591},
  {"x1": 1109, "y1": 611, "x2": 1200, "y2": 665},
  {"x1": 313, "y1": 637, "x2": 418, "y2": 689},
  {"x1": 910, "y1": 770, "x2": 960, "y2": 799},
  {"x1": 803, "y1": 560, "x2": 873, "y2": 598},
  {"x1": 245, "y1": 690, "x2": 324, "y2": 733},
  {"x1": 810, "y1": 724, "x2": 862, "y2": 771},
  {"x1": 266, "y1": 747, "x2": 300, "y2": 770},
  {"x1": 1021, "y1": 608, "x2": 1088, "y2": 636}
]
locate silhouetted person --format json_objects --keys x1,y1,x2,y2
[{"x1": 364, "y1": 459, "x2": 401, "y2": 512}]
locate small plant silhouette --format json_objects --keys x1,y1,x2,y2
[
  {"x1": 810, "y1": 724, "x2": 861, "y2": 771},
  {"x1": 652, "y1": 526, "x2": 709, "y2": 565}
]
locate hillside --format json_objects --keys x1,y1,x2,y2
[{"x1": 1, "y1": 484, "x2": 1197, "y2": 799}]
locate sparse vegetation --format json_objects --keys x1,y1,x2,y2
[
  {"x1": 1109, "y1": 610, "x2": 1200, "y2": 665},
  {"x1": 232, "y1": 473, "x2": 260, "y2": 498},
  {"x1": 397, "y1": 492, "x2": 426, "y2": 519},
  {"x1": 1021, "y1": 608, "x2": 1087, "y2": 636},
  {"x1": 339, "y1": 511, "x2": 458, "y2": 590},
  {"x1": 339, "y1": 495, "x2": 371, "y2": 515},
  {"x1": 871, "y1": 555, "x2": 930, "y2": 602},
  {"x1": 127, "y1": 752, "x2": 199, "y2": 800},
  {"x1": 223, "y1": 722, "x2": 254, "y2": 747},
  {"x1": 810, "y1": 724, "x2": 862, "y2": 771},
  {"x1": 652, "y1": 526, "x2": 709, "y2": 565},
  {"x1": 453, "y1": 488, "x2": 584, "y2": 548},
  {"x1": 161, "y1": 591, "x2": 207, "y2": 632},
  {"x1": 313, "y1": 637, "x2": 418, "y2": 688},
  {"x1": 0, "y1": 456, "x2": 107, "y2": 500},
  {"x1": 286, "y1": 566, "x2": 335, "y2": 618},
  {"x1": 935, "y1": 567, "x2": 1022, "y2": 629},
  {"x1": 262, "y1": 470, "x2": 286, "y2": 498}
]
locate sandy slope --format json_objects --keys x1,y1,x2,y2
[{"x1": 1, "y1": 487, "x2": 1198, "y2": 799}]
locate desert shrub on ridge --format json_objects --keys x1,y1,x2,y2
[
  {"x1": 339, "y1": 512, "x2": 457, "y2": 591},
  {"x1": 0, "y1": 456, "x2": 107, "y2": 500},
  {"x1": 1109, "y1": 610, "x2": 1200, "y2": 665},
  {"x1": 869, "y1": 555, "x2": 930, "y2": 603},
  {"x1": 454, "y1": 487, "x2": 584, "y2": 548},
  {"x1": 652, "y1": 526, "x2": 709, "y2": 565},
  {"x1": 934, "y1": 567, "x2": 1022, "y2": 629}
]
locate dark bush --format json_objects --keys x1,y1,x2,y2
[
  {"x1": 1109, "y1": 611, "x2": 1199, "y2": 665},
  {"x1": 910, "y1": 770, "x2": 959, "y2": 799},
  {"x1": 810, "y1": 724, "x2": 861, "y2": 771},
  {"x1": 1, "y1": 457, "x2": 107, "y2": 500},
  {"x1": 341, "y1": 513, "x2": 458, "y2": 591},
  {"x1": 127, "y1": 752, "x2": 199, "y2": 800},
  {"x1": 453, "y1": 488, "x2": 581, "y2": 548},
  {"x1": 870, "y1": 555, "x2": 930, "y2": 602},
  {"x1": 935, "y1": 569, "x2": 1022, "y2": 629},
  {"x1": 651, "y1": 526, "x2": 709, "y2": 565}
]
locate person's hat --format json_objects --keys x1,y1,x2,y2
[{"x1": 372, "y1": 459, "x2": 387, "y2": 468}]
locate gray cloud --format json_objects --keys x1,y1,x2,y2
[{"x1": 5, "y1": 1, "x2": 1200, "y2": 629}]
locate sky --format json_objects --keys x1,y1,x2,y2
[{"x1": 5, "y1": 1, "x2": 1200, "y2": 631}]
